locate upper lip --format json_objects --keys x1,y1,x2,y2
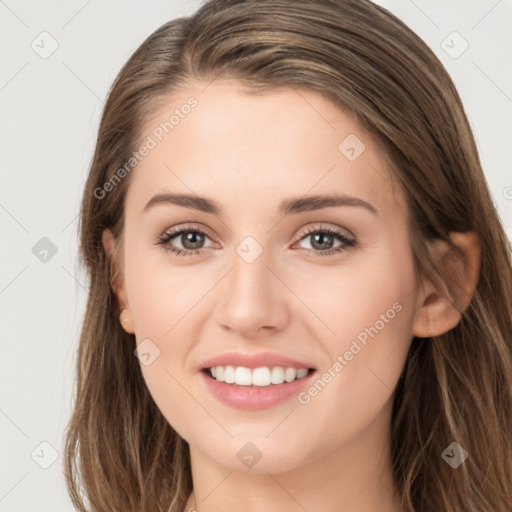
[{"x1": 201, "y1": 352, "x2": 315, "y2": 370}]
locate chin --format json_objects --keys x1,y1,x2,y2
[{"x1": 192, "y1": 433, "x2": 315, "y2": 475}]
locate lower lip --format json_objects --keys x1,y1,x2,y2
[{"x1": 200, "y1": 370, "x2": 315, "y2": 410}]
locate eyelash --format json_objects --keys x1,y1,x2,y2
[{"x1": 155, "y1": 224, "x2": 356, "y2": 258}]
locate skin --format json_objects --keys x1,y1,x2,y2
[{"x1": 103, "y1": 80, "x2": 481, "y2": 512}]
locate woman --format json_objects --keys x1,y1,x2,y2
[{"x1": 64, "y1": 0, "x2": 512, "y2": 510}]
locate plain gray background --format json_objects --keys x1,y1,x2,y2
[{"x1": 1, "y1": 1, "x2": 511, "y2": 510}]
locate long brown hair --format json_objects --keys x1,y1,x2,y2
[{"x1": 64, "y1": 1, "x2": 512, "y2": 510}]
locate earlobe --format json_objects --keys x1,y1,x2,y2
[
  {"x1": 102, "y1": 229, "x2": 132, "y2": 332},
  {"x1": 119, "y1": 308, "x2": 135, "y2": 335},
  {"x1": 412, "y1": 231, "x2": 481, "y2": 339}
]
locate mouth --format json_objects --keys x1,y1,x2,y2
[
  {"x1": 202, "y1": 365, "x2": 314, "y2": 387},
  {"x1": 199, "y1": 352, "x2": 317, "y2": 409},
  {"x1": 199, "y1": 353, "x2": 317, "y2": 410}
]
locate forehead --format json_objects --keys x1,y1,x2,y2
[{"x1": 124, "y1": 80, "x2": 404, "y2": 220}]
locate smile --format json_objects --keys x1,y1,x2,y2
[{"x1": 207, "y1": 365, "x2": 311, "y2": 386}]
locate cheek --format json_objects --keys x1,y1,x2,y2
[
  {"x1": 290, "y1": 242, "x2": 417, "y2": 347},
  {"x1": 130, "y1": 275, "x2": 202, "y2": 442},
  {"x1": 126, "y1": 249, "x2": 207, "y2": 342},
  {"x1": 124, "y1": 254, "x2": 214, "y2": 432},
  {"x1": 292, "y1": 250, "x2": 417, "y2": 441}
]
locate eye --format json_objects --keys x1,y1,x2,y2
[
  {"x1": 156, "y1": 225, "x2": 215, "y2": 257},
  {"x1": 156, "y1": 224, "x2": 356, "y2": 258},
  {"x1": 293, "y1": 225, "x2": 356, "y2": 257}
]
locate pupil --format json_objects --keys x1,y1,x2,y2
[
  {"x1": 183, "y1": 231, "x2": 204, "y2": 250},
  {"x1": 312, "y1": 233, "x2": 333, "y2": 250}
]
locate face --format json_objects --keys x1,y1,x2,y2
[{"x1": 106, "y1": 80, "x2": 426, "y2": 475}]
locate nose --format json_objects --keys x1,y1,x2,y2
[{"x1": 213, "y1": 247, "x2": 291, "y2": 338}]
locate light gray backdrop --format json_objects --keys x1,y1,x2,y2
[{"x1": 1, "y1": 1, "x2": 511, "y2": 510}]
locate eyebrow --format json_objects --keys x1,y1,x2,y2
[{"x1": 143, "y1": 192, "x2": 379, "y2": 216}]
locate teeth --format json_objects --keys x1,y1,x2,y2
[
  {"x1": 284, "y1": 368, "x2": 297, "y2": 382},
  {"x1": 208, "y1": 365, "x2": 310, "y2": 386},
  {"x1": 296, "y1": 368, "x2": 308, "y2": 379},
  {"x1": 252, "y1": 367, "x2": 271, "y2": 386},
  {"x1": 224, "y1": 365, "x2": 235, "y2": 384},
  {"x1": 270, "y1": 366, "x2": 285, "y2": 384},
  {"x1": 234, "y1": 366, "x2": 252, "y2": 385}
]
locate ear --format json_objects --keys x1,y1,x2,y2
[
  {"x1": 102, "y1": 229, "x2": 135, "y2": 334},
  {"x1": 412, "y1": 231, "x2": 481, "y2": 338}
]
